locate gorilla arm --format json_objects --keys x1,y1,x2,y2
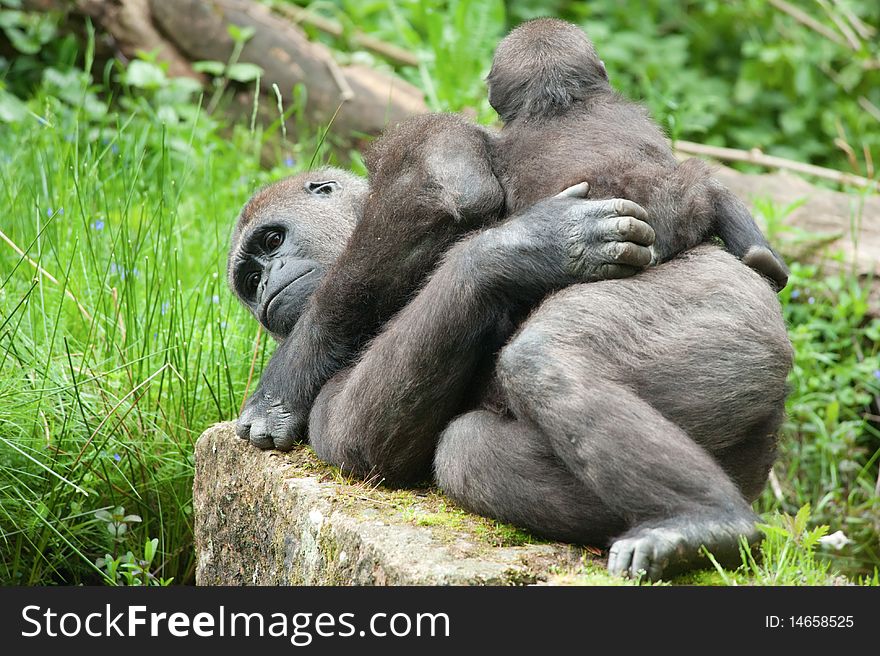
[{"x1": 236, "y1": 114, "x2": 504, "y2": 449}]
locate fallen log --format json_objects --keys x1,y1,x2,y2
[{"x1": 25, "y1": 0, "x2": 428, "y2": 139}]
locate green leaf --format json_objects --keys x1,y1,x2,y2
[
  {"x1": 156, "y1": 105, "x2": 179, "y2": 125},
  {"x1": 107, "y1": 522, "x2": 127, "y2": 537},
  {"x1": 94, "y1": 509, "x2": 113, "y2": 522},
  {"x1": 793, "y1": 504, "x2": 812, "y2": 537},
  {"x1": 227, "y1": 24, "x2": 256, "y2": 44},
  {"x1": 42, "y1": 67, "x2": 85, "y2": 104},
  {"x1": 0, "y1": 10, "x2": 23, "y2": 28},
  {"x1": 226, "y1": 63, "x2": 263, "y2": 83},
  {"x1": 824, "y1": 401, "x2": 839, "y2": 428},
  {"x1": 3, "y1": 25, "x2": 40, "y2": 54},
  {"x1": 144, "y1": 538, "x2": 158, "y2": 563},
  {"x1": 122, "y1": 60, "x2": 166, "y2": 90},
  {"x1": 192, "y1": 60, "x2": 226, "y2": 76},
  {"x1": 0, "y1": 88, "x2": 27, "y2": 122}
]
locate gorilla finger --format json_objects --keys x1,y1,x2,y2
[
  {"x1": 261, "y1": 407, "x2": 303, "y2": 451},
  {"x1": 647, "y1": 562, "x2": 665, "y2": 583},
  {"x1": 248, "y1": 418, "x2": 276, "y2": 450},
  {"x1": 234, "y1": 418, "x2": 251, "y2": 440},
  {"x1": 630, "y1": 543, "x2": 653, "y2": 582},
  {"x1": 273, "y1": 433, "x2": 299, "y2": 452},
  {"x1": 608, "y1": 539, "x2": 634, "y2": 576},
  {"x1": 596, "y1": 263, "x2": 640, "y2": 280},
  {"x1": 554, "y1": 181, "x2": 590, "y2": 199},
  {"x1": 605, "y1": 241, "x2": 652, "y2": 267},
  {"x1": 742, "y1": 245, "x2": 789, "y2": 292},
  {"x1": 250, "y1": 434, "x2": 276, "y2": 450},
  {"x1": 613, "y1": 216, "x2": 655, "y2": 246},
  {"x1": 601, "y1": 198, "x2": 649, "y2": 222}
]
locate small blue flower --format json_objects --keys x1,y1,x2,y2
[
  {"x1": 284, "y1": 156, "x2": 295, "y2": 168},
  {"x1": 132, "y1": 267, "x2": 140, "y2": 277},
  {"x1": 873, "y1": 370, "x2": 880, "y2": 381},
  {"x1": 808, "y1": 297, "x2": 815, "y2": 305},
  {"x1": 113, "y1": 453, "x2": 121, "y2": 462},
  {"x1": 790, "y1": 289, "x2": 800, "y2": 299},
  {"x1": 161, "y1": 301, "x2": 170, "y2": 316},
  {"x1": 220, "y1": 321, "x2": 228, "y2": 329},
  {"x1": 111, "y1": 144, "x2": 119, "y2": 154},
  {"x1": 58, "y1": 208, "x2": 64, "y2": 216},
  {"x1": 92, "y1": 219, "x2": 105, "y2": 231},
  {"x1": 109, "y1": 262, "x2": 118, "y2": 275},
  {"x1": 211, "y1": 295, "x2": 220, "y2": 304},
  {"x1": 46, "y1": 208, "x2": 53, "y2": 217}
]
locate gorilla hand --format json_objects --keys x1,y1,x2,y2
[
  {"x1": 472, "y1": 184, "x2": 655, "y2": 301},
  {"x1": 551, "y1": 182, "x2": 655, "y2": 280},
  {"x1": 561, "y1": 197, "x2": 654, "y2": 281},
  {"x1": 235, "y1": 382, "x2": 303, "y2": 451}
]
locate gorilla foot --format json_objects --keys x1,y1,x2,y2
[
  {"x1": 607, "y1": 514, "x2": 757, "y2": 582},
  {"x1": 742, "y1": 245, "x2": 789, "y2": 292}
]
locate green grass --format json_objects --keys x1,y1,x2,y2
[
  {"x1": 761, "y1": 256, "x2": 880, "y2": 576},
  {"x1": 0, "y1": 80, "x2": 288, "y2": 584}
]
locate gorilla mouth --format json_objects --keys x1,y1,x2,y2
[{"x1": 261, "y1": 268, "x2": 315, "y2": 329}]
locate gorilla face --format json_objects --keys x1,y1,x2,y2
[
  {"x1": 231, "y1": 223, "x2": 324, "y2": 338},
  {"x1": 228, "y1": 167, "x2": 367, "y2": 340}
]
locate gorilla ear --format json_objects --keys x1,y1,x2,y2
[{"x1": 306, "y1": 180, "x2": 341, "y2": 196}]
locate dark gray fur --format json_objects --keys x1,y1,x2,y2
[{"x1": 228, "y1": 167, "x2": 793, "y2": 580}]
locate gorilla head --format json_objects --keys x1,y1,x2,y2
[
  {"x1": 227, "y1": 166, "x2": 367, "y2": 339},
  {"x1": 486, "y1": 17, "x2": 608, "y2": 123}
]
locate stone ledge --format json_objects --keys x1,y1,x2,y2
[{"x1": 194, "y1": 422, "x2": 593, "y2": 585}]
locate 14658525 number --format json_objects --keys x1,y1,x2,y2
[{"x1": 790, "y1": 616, "x2": 854, "y2": 628}]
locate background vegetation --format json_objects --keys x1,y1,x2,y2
[{"x1": 1, "y1": 0, "x2": 878, "y2": 585}]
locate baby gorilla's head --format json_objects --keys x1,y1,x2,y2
[
  {"x1": 228, "y1": 167, "x2": 367, "y2": 339},
  {"x1": 487, "y1": 18, "x2": 609, "y2": 123}
]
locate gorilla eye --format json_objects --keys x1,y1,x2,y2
[
  {"x1": 246, "y1": 271, "x2": 261, "y2": 293},
  {"x1": 307, "y1": 180, "x2": 340, "y2": 196},
  {"x1": 264, "y1": 230, "x2": 284, "y2": 251}
]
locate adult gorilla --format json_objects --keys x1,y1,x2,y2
[{"x1": 229, "y1": 167, "x2": 792, "y2": 580}]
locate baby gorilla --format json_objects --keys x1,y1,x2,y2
[{"x1": 488, "y1": 18, "x2": 788, "y2": 290}]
